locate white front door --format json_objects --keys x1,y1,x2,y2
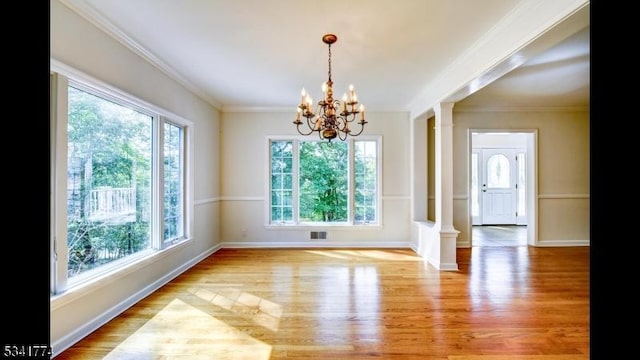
[{"x1": 481, "y1": 149, "x2": 517, "y2": 225}]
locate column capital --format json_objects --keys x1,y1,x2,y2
[
  {"x1": 433, "y1": 102, "x2": 455, "y2": 116},
  {"x1": 433, "y1": 102, "x2": 455, "y2": 126}
]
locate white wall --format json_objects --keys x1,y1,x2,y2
[
  {"x1": 50, "y1": 0, "x2": 221, "y2": 353},
  {"x1": 219, "y1": 111, "x2": 412, "y2": 246}
]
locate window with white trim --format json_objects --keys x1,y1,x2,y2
[
  {"x1": 268, "y1": 137, "x2": 380, "y2": 226},
  {"x1": 51, "y1": 69, "x2": 191, "y2": 295}
]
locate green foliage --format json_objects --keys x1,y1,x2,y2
[
  {"x1": 67, "y1": 219, "x2": 150, "y2": 276},
  {"x1": 270, "y1": 139, "x2": 377, "y2": 224},
  {"x1": 66, "y1": 86, "x2": 153, "y2": 277},
  {"x1": 354, "y1": 157, "x2": 377, "y2": 222},
  {"x1": 270, "y1": 141, "x2": 294, "y2": 222},
  {"x1": 299, "y1": 141, "x2": 348, "y2": 221}
]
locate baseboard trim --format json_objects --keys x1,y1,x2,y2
[
  {"x1": 51, "y1": 244, "x2": 221, "y2": 357},
  {"x1": 456, "y1": 240, "x2": 472, "y2": 248},
  {"x1": 438, "y1": 262, "x2": 460, "y2": 271},
  {"x1": 535, "y1": 239, "x2": 590, "y2": 247},
  {"x1": 221, "y1": 241, "x2": 413, "y2": 249},
  {"x1": 454, "y1": 240, "x2": 589, "y2": 247}
]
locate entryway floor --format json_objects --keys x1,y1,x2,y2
[{"x1": 472, "y1": 225, "x2": 527, "y2": 247}]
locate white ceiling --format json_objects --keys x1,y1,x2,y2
[
  {"x1": 458, "y1": 26, "x2": 590, "y2": 110},
  {"x1": 58, "y1": 0, "x2": 590, "y2": 114}
]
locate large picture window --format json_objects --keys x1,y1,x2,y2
[
  {"x1": 268, "y1": 138, "x2": 380, "y2": 226},
  {"x1": 66, "y1": 85, "x2": 153, "y2": 278},
  {"x1": 51, "y1": 68, "x2": 192, "y2": 295},
  {"x1": 299, "y1": 141, "x2": 349, "y2": 222}
]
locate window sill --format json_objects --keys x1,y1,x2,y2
[{"x1": 50, "y1": 237, "x2": 193, "y2": 311}]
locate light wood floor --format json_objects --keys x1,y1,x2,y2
[{"x1": 55, "y1": 246, "x2": 590, "y2": 359}]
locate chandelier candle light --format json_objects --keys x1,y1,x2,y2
[{"x1": 294, "y1": 33, "x2": 367, "y2": 141}]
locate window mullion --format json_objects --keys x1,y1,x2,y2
[
  {"x1": 292, "y1": 140, "x2": 300, "y2": 225},
  {"x1": 377, "y1": 137, "x2": 382, "y2": 225},
  {"x1": 52, "y1": 72, "x2": 69, "y2": 295},
  {"x1": 153, "y1": 116, "x2": 164, "y2": 249},
  {"x1": 348, "y1": 139, "x2": 355, "y2": 225}
]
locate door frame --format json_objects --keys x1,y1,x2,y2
[{"x1": 468, "y1": 129, "x2": 538, "y2": 246}]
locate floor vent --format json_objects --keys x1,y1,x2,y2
[{"x1": 310, "y1": 231, "x2": 327, "y2": 240}]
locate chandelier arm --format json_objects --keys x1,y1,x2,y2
[
  {"x1": 335, "y1": 116, "x2": 347, "y2": 132},
  {"x1": 295, "y1": 124, "x2": 315, "y2": 136},
  {"x1": 307, "y1": 115, "x2": 316, "y2": 130},
  {"x1": 346, "y1": 122, "x2": 366, "y2": 137},
  {"x1": 338, "y1": 127, "x2": 348, "y2": 141},
  {"x1": 295, "y1": 116, "x2": 316, "y2": 136}
]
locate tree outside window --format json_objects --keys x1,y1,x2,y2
[
  {"x1": 269, "y1": 138, "x2": 379, "y2": 225},
  {"x1": 67, "y1": 86, "x2": 152, "y2": 277}
]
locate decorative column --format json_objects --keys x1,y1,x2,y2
[
  {"x1": 410, "y1": 116, "x2": 427, "y2": 221},
  {"x1": 433, "y1": 102, "x2": 459, "y2": 270}
]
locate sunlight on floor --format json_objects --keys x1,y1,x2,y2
[
  {"x1": 189, "y1": 286, "x2": 283, "y2": 332},
  {"x1": 103, "y1": 298, "x2": 272, "y2": 359}
]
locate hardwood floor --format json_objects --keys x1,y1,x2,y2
[
  {"x1": 472, "y1": 225, "x2": 528, "y2": 247},
  {"x1": 55, "y1": 246, "x2": 590, "y2": 359}
]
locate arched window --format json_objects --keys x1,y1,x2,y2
[{"x1": 486, "y1": 154, "x2": 510, "y2": 188}]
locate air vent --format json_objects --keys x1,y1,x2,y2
[{"x1": 310, "y1": 231, "x2": 327, "y2": 240}]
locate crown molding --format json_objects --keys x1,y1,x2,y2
[
  {"x1": 221, "y1": 106, "x2": 294, "y2": 113},
  {"x1": 58, "y1": 0, "x2": 222, "y2": 110}
]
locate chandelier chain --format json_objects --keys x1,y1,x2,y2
[{"x1": 327, "y1": 44, "x2": 332, "y2": 83}]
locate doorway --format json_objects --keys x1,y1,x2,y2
[{"x1": 469, "y1": 131, "x2": 537, "y2": 247}]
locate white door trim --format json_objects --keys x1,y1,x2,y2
[{"x1": 468, "y1": 129, "x2": 538, "y2": 247}]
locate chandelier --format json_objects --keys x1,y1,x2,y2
[{"x1": 294, "y1": 34, "x2": 367, "y2": 141}]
